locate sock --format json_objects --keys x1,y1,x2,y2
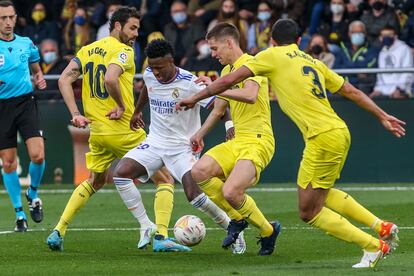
[
  {"x1": 325, "y1": 188, "x2": 383, "y2": 233},
  {"x1": 309, "y1": 207, "x2": 380, "y2": 252},
  {"x1": 55, "y1": 180, "x2": 95, "y2": 236},
  {"x1": 198, "y1": 177, "x2": 243, "y2": 221},
  {"x1": 28, "y1": 161, "x2": 45, "y2": 199},
  {"x1": 236, "y1": 194, "x2": 273, "y2": 237},
  {"x1": 113, "y1": 177, "x2": 153, "y2": 228},
  {"x1": 2, "y1": 171, "x2": 26, "y2": 219},
  {"x1": 191, "y1": 193, "x2": 230, "y2": 229},
  {"x1": 154, "y1": 183, "x2": 174, "y2": 237}
]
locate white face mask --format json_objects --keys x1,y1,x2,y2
[
  {"x1": 107, "y1": 11, "x2": 114, "y2": 20},
  {"x1": 43, "y1": 51, "x2": 57, "y2": 64},
  {"x1": 198, "y1": 43, "x2": 211, "y2": 56},
  {"x1": 330, "y1": 3, "x2": 344, "y2": 14}
]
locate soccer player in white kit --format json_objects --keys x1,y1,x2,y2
[{"x1": 113, "y1": 39, "x2": 246, "y2": 253}]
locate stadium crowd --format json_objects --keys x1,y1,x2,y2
[{"x1": 12, "y1": 0, "x2": 414, "y2": 99}]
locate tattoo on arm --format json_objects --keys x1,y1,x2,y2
[{"x1": 65, "y1": 67, "x2": 81, "y2": 81}]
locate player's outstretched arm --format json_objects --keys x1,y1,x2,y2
[
  {"x1": 220, "y1": 80, "x2": 259, "y2": 104},
  {"x1": 30, "y1": 62, "x2": 47, "y2": 90},
  {"x1": 104, "y1": 64, "x2": 125, "y2": 120},
  {"x1": 177, "y1": 66, "x2": 253, "y2": 110},
  {"x1": 130, "y1": 85, "x2": 149, "y2": 131},
  {"x1": 338, "y1": 81, "x2": 406, "y2": 138},
  {"x1": 58, "y1": 60, "x2": 90, "y2": 128},
  {"x1": 190, "y1": 98, "x2": 229, "y2": 153}
]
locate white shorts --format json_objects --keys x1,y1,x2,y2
[{"x1": 123, "y1": 139, "x2": 198, "y2": 183}]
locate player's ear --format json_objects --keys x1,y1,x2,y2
[
  {"x1": 297, "y1": 37, "x2": 302, "y2": 46},
  {"x1": 226, "y1": 38, "x2": 232, "y2": 49},
  {"x1": 270, "y1": 38, "x2": 277, "y2": 46},
  {"x1": 114, "y1": 21, "x2": 122, "y2": 31}
]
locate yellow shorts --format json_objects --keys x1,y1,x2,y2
[
  {"x1": 205, "y1": 134, "x2": 275, "y2": 185},
  {"x1": 297, "y1": 127, "x2": 350, "y2": 190},
  {"x1": 86, "y1": 130, "x2": 146, "y2": 173}
]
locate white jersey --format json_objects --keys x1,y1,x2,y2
[{"x1": 143, "y1": 67, "x2": 215, "y2": 150}]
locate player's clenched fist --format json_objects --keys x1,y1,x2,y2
[
  {"x1": 71, "y1": 115, "x2": 91, "y2": 128},
  {"x1": 190, "y1": 133, "x2": 204, "y2": 154},
  {"x1": 35, "y1": 74, "x2": 47, "y2": 90},
  {"x1": 106, "y1": 106, "x2": 125, "y2": 120}
]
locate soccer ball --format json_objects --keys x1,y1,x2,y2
[{"x1": 173, "y1": 215, "x2": 206, "y2": 246}]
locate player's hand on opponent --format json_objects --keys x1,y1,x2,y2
[
  {"x1": 226, "y1": 127, "x2": 235, "y2": 141},
  {"x1": 71, "y1": 115, "x2": 91, "y2": 128},
  {"x1": 195, "y1": 76, "x2": 212, "y2": 86},
  {"x1": 190, "y1": 133, "x2": 204, "y2": 154},
  {"x1": 380, "y1": 114, "x2": 406, "y2": 138},
  {"x1": 176, "y1": 95, "x2": 197, "y2": 111},
  {"x1": 34, "y1": 74, "x2": 47, "y2": 90},
  {"x1": 130, "y1": 112, "x2": 145, "y2": 130},
  {"x1": 106, "y1": 106, "x2": 125, "y2": 120}
]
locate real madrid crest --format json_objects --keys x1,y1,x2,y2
[{"x1": 172, "y1": 88, "x2": 179, "y2": 99}]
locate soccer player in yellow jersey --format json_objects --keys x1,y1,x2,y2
[
  {"x1": 178, "y1": 19, "x2": 405, "y2": 267},
  {"x1": 189, "y1": 23, "x2": 281, "y2": 255},
  {"x1": 47, "y1": 7, "x2": 175, "y2": 252}
]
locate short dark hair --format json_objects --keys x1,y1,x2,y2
[
  {"x1": 0, "y1": 0, "x2": 14, "y2": 8},
  {"x1": 109, "y1": 6, "x2": 140, "y2": 32},
  {"x1": 271, "y1": 19, "x2": 300, "y2": 45},
  {"x1": 145, "y1": 39, "x2": 175, "y2": 59},
  {"x1": 381, "y1": 24, "x2": 398, "y2": 34},
  {"x1": 206, "y1": 22, "x2": 240, "y2": 43}
]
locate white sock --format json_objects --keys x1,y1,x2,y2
[
  {"x1": 191, "y1": 193, "x2": 230, "y2": 229},
  {"x1": 113, "y1": 177, "x2": 152, "y2": 228}
]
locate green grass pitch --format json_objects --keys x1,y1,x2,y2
[{"x1": 0, "y1": 183, "x2": 413, "y2": 275}]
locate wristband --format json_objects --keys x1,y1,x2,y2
[{"x1": 225, "y1": 120, "x2": 234, "y2": 131}]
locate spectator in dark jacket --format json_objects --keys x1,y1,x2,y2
[
  {"x1": 23, "y1": 2, "x2": 60, "y2": 45},
  {"x1": 334, "y1": 20, "x2": 380, "y2": 93},
  {"x1": 361, "y1": 0, "x2": 400, "y2": 47},
  {"x1": 164, "y1": 0, "x2": 205, "y2": 67}
]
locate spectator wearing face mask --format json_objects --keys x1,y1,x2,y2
[
  {"x1": 38, "y1": 39, "x2": 68, "y2": 97},
  {"x1": 183, "y1": 38, "x2": 223, "y2": 80},
  {"x1": 334, "y1": 20, "x2": 380, "y2": 94},
  {"x1": 318, "y1": 0, "x2": 357, "y2": 54},
  {"x1": 208, "y1": 0, "x2": 249, "y2": 51},
  {"x1": 63, "y1": 6, "x2": 96, "y2": 58},
  {"x1": 247, "y1": 1, "x2": 277, "y2": 55},
  {"x1": 370, "y1": 25, "x2": 413, "y2": 99},
  {"x1": 361, "y1": 0, "x2": 400, "y2": 48},
  {"x1": 23, "y1": 2, "x2": 60, "y2": 45},
  {"x1": 163, "y1": 0, "x2": 205, "y2": 67},
  {"x1": 305, "y1": 34, "x2": 336, "y2": 68},
  {"x1": 96, "y1": 2, "x2": 121, "y2": 40}
]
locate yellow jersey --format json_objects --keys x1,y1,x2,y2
[
  {"x1": 220, "y1": 53, "x2": 273, "y2": 138},
  {"x1": 74, "y1": 36, "x2": 136, "y2": 135},
  {"x1": 244, "y1": 44, "x2": 347, "y2": 139}
]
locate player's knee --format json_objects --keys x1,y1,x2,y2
[
  {"x1": 222, "y1": 185, "x2": 243, "y2": 206},
  {"x1": 1, "y1": 159, "x2": 17, "y2": 173},
  {"x1": 113, "y1": 161, "x2": 134, "y2": 179},
  {"x1": 30, "y1": 151, "x2": 45, "y2": 164},
  {"x1": 191, "y1": 162, "x2": 210, "y2": 183},
  {"x1": 299, "y1": 207, "x2": 320, "y2": 223}
]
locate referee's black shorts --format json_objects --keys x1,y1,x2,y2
[{"x1": 0, "y1": 93, "x2": 43, "y2": 150}]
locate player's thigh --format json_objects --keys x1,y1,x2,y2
[
  {"x1": 164, "y1": 148, "x2": 197, "y2": 184},
  {"x1": 224, "y1": 159, "x2": 257, "y2": 196},
  {"x1": 86, "y1": 135, "x2": 118, "y2": 173},
  {"x1": 234, "y1": 134, "x2": 275, "y2": 185},
  {"x1": 192, "y1": 154, "x2": 225, "y2": 182},
  {"x1": 0, "y1": 98, "x2": 18, "y2": 150},
  {"x1": 123, "y1": 141, "x2": 164, "y2": 182},
  {"x1": 202, "y1": 140, "x2": 237, "y2": 180},
  {"x1": 297, "y1": 128, "x2": 350, "y2": 190}
]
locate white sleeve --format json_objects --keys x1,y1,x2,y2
[{"x1": 188, "y1": 79, "x2": 216, "y2": 108}]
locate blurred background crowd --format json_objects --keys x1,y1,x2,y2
[{"x1": 12, "y1": 0, "x2": 414, "y2": 100}]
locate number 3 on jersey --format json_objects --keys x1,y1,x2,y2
[
  {"x1": 302, "y1": 66, "x2": 325, "y2": 99},
  {"x1": 85, "y1": 62, "x2": 109, "y2": 99}
]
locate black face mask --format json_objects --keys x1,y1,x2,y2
[
  {"x1": 222, "y1": 11, "x2": 235, "y2": 18},
  {"x1": 311, "y1": 45, "x2": 323, "y2": 55},
  {"x1": 372, "y1": 1, "x2": 385, "y2": 11}
]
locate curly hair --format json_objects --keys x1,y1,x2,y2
[{"x1": 144, "y1": 39, "x2": 175, "y2": 59}]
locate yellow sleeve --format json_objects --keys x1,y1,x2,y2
[
  {"x1": 319, "y1": 60, "x2": 345, "y2": 93},
  {"x1": 244, "y1": 49, "x2": 274, "y2": 77},
  {"x1": 108, "y1": 47, "x2": 134, "y2": 72}
]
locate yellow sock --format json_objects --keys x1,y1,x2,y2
[
  {"x1": 325, "y1": 188, "x2": 383, "y2": 232},
  {"x1": 198, "y1": 177, "x2": 243, "y2": 221},
  {"x1": 309, "y1": 207, "x2": 380, "y2": 251},
  {"x1": 55, "y1": 181, "x2": 95, "y2": 237},
  {"x1": 236, "y1": 195, "x2": 273, "y2": 237},
  {"x1": 154, "y1": 183, "x2": 174, "y2": 237}
]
